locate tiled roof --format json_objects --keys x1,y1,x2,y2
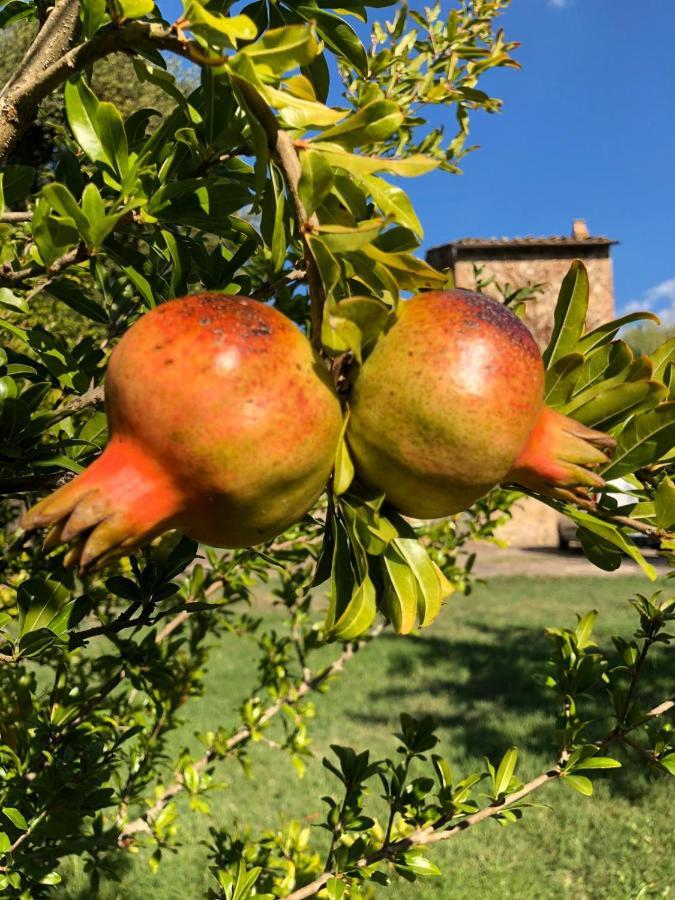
[{"x1": 431, "y1": 235, "x2": 617, "y2": 250}]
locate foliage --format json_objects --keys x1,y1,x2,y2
[{"x1": 0, "y1": 0, "x2": 673, "y2": 896}]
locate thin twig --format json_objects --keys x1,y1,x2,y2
[
  {"x1": 0, "y1": 243, "x2": 88, "y2": 290},
  {"x1": 281, "y1": 691, "x2": 675, "y2": 900},
  {"x1": 233, "y1": 81, "x2": 325, "y2": 347},
  {"x1": 120, "y1": 631, "x2": 380, "y2": 839},
  {"x1": 0, "y1": 211, "x2": 32, "y2": 223},
  {"x1": 283, "y1": 771, "x2": 561, "y2": 900}
]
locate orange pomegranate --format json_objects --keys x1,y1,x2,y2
[
  {"x1": 22, "y1": 294, "x2": 343, "y2": 568},
  {"x1": 347, "y1": 289, "x2": 614, "y2": 517}
]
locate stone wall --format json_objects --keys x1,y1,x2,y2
[{"x1": 452, "y1": 250, "x2": 615, "y2": 349}]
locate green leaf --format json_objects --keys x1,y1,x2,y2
[
  {"x1": 573, "y1": 381, "x2": 666, "y2": 429},
  {"x1": 660, "y1": 753, "x2": 675, "y2": 775},
  {"x1": 650, "y1": 337, "x2": 675, "y2": 383},
  {"x1": 81, "y1": 0, "x2": 107, "y2": 33},
  {"x1": 356, "y1": 172, "x2": 422, "y2": 236},
  {"x1": 655, "y1": 475, "x2": 675, "y2": 529},
  {"x1": 495, "y1": 747, "x2": 518, "y2": 796},
  {"x1": 235, "y1": 24, "x2": 318, "y2": 75},
  {"x1": 601, "y1": 403, "x2": 675, "y2": 479},
  {"x1": 543, "y1": 260, "x2": 589, "y2": 368},
  {"x1": 42, "y1": 183, "x2": 90, "y2": 241},
  {"x1": 573, "y1": 610, "x2": 597, "y2": 649},
  {"x1": 297, "y1": 7, "x2": 368, "y2": 75},
  {"x1": 317, "y1": 219, "x2": 384, "y2": 253},
  {"x1": 315, "y1": 100, "x2": 403, "y2": 150},
  {"x1": 308, "y1": 142, "x2": 438, "y2": 177},
  {"x1": 574, "y1": 757, "x2": 621, "y2": 770},
  {"x1": 333, "y1": 416, "x2": 354, "y2": 496},
  {"x1": 382, "y1": 543, "x2": 419, "y2": 634},
  {"x1": 0, "y1": 165, "x2": 34, "y2": 205},
  {"x1": 563, "y1": 774, "x2": 593, "y2": 796},
  {"x1": 576, "y1": 311, "x2": 660, "y2": 354},
  {"x1": 564, "y1": 509, "x2": 656, "y2": 580},
  {"x1": 396, "y1": 850, "x2": 441, "y2": 877},
  {"x1": 183, "y1": 0, "x2": 256, "y2": 49},
  {"x1": 307, "y1": 234, "x2": 340, "y2": 299},
  {"x1": 2, "y1": 807, "x2": 27, "y2": 831},
  {"x1": 362, "y1": 245, "x2": 445, "y2": 291},
  {"x1": 389, "y1": 514, "x2": 453, "y2": 627},
  {"x1": 117, "y1": 0, "x2": 153, "y2": 18},
  {"x1": 0, "y1": 288, "x2": 28, "y2": 314},
  {"x1": 64, "y1": 78, "x2": 129, "y2": 180},
  {"x1": 298, "y1": 150, "x2": 334, "y2": 218},
  {"x1": 17, "y1": 577, "x2": 72, "y2": 637},
  {"x1": 329, "y1": 574, "x2": 377, "y2": 640}
]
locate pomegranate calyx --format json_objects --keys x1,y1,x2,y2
[{"x1": 505, "y1": 406, "x2": 617, "y2": 501}]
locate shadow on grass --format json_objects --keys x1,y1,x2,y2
[{"x1": 354, "y1": 623, "x2": 672, "y2": 801}]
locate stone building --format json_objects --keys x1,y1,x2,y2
[{"x1": 425, "y1": 220, "x2": 618, "y2": 547}]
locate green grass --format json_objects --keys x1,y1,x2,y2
[{"x1": 60, "y1": 576, "x2": 674, "y2": 900}]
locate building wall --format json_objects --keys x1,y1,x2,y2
[{"x1": 452, "y1": 251, "x2": 615, "y2": 349}]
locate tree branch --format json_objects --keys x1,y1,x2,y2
[
  {"x1": 283, "y1": 770, "x2": 561, "y2": 900},
  {"x1": 282, "y1": 691, "x2": 675, "y2": 900},
  {"x1": 0, "y1": 20, "x2": 225, "y2": 166},
  {"x1": 0, "y1": 211, "x2": 32, "y2": 223},
  {"x1": 211, "y1": 80, "x2": 325, "y2": 347},
  {"x1": 119, "y1": 631, "x2": 380, "y2": 839},
  {"x1": 0, "y1": 243, "x2": 89, "y2": 290}
]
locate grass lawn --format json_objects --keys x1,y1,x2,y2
[{"x1": 60, "y1": 575, "x2": 674, "y2": 900}]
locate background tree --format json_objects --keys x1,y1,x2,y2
[{"x1": 0, "y1": 0, "x2": 673, "y2": 896}]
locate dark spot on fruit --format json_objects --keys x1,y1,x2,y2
[
  {"x1": 200, "y1": 317, "x2": 211, "y2": 326},
  {"x1": 165, "y1": 358, "x2": 174, "y2": 366}
]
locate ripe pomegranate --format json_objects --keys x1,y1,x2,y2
[
  {"x1": 22, "y1": 294, "x2": 343, "y2": 569},
  {"x1": 347, "y1": 289, "x2": 615, "y2": 517}
]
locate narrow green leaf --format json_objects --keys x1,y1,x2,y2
[
  {"x1": 543, "y1": 260, "x2": 589, "y2": 368},
  {"x1": 574, "y1": 757, "x2": 621, "y2": 770},
  {"x1": 564, "y1": 509, "x2": 656, "y2": 580},
  {"x1": 329, "y1": 574, "x2": 377, "y2": 640},
  {"x1": 333, "y1": 415, "x2": 354, "y2": 496},
  {"x1": 601, "y1": 403, "x2": 675, "y2": 479},
  {"x1": 576, "y1": 311, "x2": 660, "y2": 354}
]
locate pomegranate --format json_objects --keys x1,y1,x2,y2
[
  {"x1": 22, "y1": 294, "x2": 343, "y2": 568},
  {"x1": 347, "y1": 289, "x2": 615, "y2": 517}
]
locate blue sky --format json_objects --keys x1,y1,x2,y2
[
  {"x1": 161, "y1": 1, "x2": 675, "y2": 318},
  {"x1": 407, "y1": 0, "x2": 675, "y2": 319}
]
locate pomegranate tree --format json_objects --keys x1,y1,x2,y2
[
  {"x1": 347, "y1": 289, "x2": 615, "y2": 517},
  {"x1": 21, "y1": 294, "x2": 343, "y2": 568}
]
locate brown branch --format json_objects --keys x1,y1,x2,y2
[
  {"x1": 233, "y1": 81, "x2": 325, "y2": 347},
  {"x1": 283, "y1": 770, "x2": 561, "y2": 900},
  {"x1": 119, "y1": 631, "x2": 379, "y2": 839},
  {"x1": 252, "y1": 267, "x2": 307, "y2": 299},
  {"x1": 0, "y1": 809, "x2": 49, "y2": 870},
  {"x1": 0, "y1": 211, "x2": 32, "y2": 223},
  {"x1": 0, "y1": 243, "x2": 89, "y2": 290},
  {"x1": 283, "y1": 690, "x2": 675, "y2": 900},
  {"x1": 0, "y1": 19, "x2": 226, "y2": 166}
]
